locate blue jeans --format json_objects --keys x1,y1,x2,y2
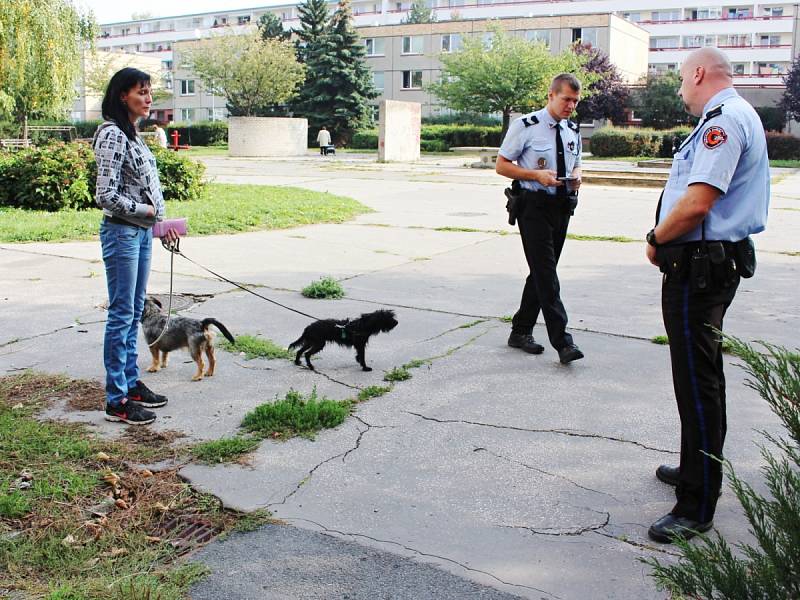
[{"x1": 100, "y1": 220, "x2": 152, "y2": 407}]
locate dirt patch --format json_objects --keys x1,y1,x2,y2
[{"x1": 62, "y1": 379, "x2": 106, "y2": 411}]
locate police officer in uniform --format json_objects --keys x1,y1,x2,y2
[
  {"x1": 645, "y1": 48, "x2": 769, "y2": 543},
  {"x1": 496, "y1": 73, "x2": 584, "y2": 364}
]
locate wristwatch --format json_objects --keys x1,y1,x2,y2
[{"x1": 646, "y1": 228, "x2": 659, "y2": 247}]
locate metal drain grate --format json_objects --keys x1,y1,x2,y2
[
  {"x1": 150, "y1": 294, "x2": 195, "y2": 312},
  {"x1": 156, "y1": 514, "x2": 221, "y2": 555}
]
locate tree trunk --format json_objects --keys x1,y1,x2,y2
[{"x1": 501, "y1": 110, "x2": 511, "y2": 140}]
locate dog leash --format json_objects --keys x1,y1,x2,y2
[
  {"x1": 161, "y1": 241, "x2": 321, "y2": 322},
  {"x1": 148, "y1": 237, "x2": 178, "y2": 347}
]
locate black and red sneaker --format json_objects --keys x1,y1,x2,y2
[
  {"x1": 127, "y1": 381, "x2": 168, "y2": 408},
  {"x1": 105, "y1": 399, "x2": 156, "y2": 425}
]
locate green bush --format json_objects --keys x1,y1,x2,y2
[
  {"x1": 0, "y1": 142, "x2": 96, "y2": 210},
  {"x1": 166, "y1": 121, "x2": 228, "y2": 146},
  {"x1": 755, "y1": 106, "x2": 786, "y2": 132},
  {"x1": 421, "y1": 124, "x2": 503, "y2": 147},
  {"x1": 590, "y1": 127, "x2": 692, "y2": 158},
  {"x1": 350, "y1": 130, "x2": 378, "y2": 149},
  {"x1": 766, "y1": 132, "x2": 800, "y2": 159},
  {"x1": 423, "y1": 113, "x2": 501, "y2": 126},
  {"x1": 420, "y1": 139, "x2": 450, "y2": 152},
  {"x1": 150, "y1": 147, "x2": 206, "y2": 201},
  {"x1": 0, "y1": 141, "x2": 206, "y2": 211}
]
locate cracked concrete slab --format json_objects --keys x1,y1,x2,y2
[{"x1": 2, "y1": 155, "x2": 797, "y2": 599}]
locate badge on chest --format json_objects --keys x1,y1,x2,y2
[{"x1": 537, "y1": 157, "x2": 547, "y2": 169}]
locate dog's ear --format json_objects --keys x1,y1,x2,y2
[{"x1": 151, "y1": 296, "x2": 163, "y2": 309}]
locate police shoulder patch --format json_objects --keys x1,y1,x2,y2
[{"x1": 702, "y1": 126, "x2": 727, "y2": 149}]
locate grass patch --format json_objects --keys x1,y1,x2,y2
[
  {"x1": 356, "y1": 385, "x2": 393, "y2": 402},
  {"x1": 191, "y1": 436, "x2": 261, "y2": 463},
  {"x1": 567, "y1": 234, "x2": 638, "y2": 243},
  {"x1": 0, "y1": 183, "x2": 369, "y2": 243},
  {"x1": 181, "y1": 145, "x2": 230, "y2": 157},
  {"x1": 301, "y1": 276, "x2": 345, "y2": 299},
  {"x1": 219, "y1": 334, "x2": 293, "y2": 360},
  {"x1": 242, "y1": 388, "x2": 350, "y2": 440},
  {"x1": 769, "y1": 159, "x2": 800, "y2": 168},
  {"x1": 383, "y1": 366, "x2": 412, "y2": 382},
  {"x1": 500, "y1": 315, "x2": 513, "y2": 323},
  {"x1": 651, "y1": 335, "x2": 669, "y2": 345},
  {"x1": 0, "y1": 371, "x2": 265, "y2": 599}
]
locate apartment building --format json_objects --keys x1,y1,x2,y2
[{"x1": 91, "y1": 1, "x2": 799, "y2": 122}]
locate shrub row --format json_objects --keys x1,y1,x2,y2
[
  {"x1": 0, "y1": 120, "x2": 103, "y2": 142},
  {"x1": 766, "y1": 132, "x2": 800, "y2": 159},
  {"x1": 0, "y1": 142, "x2": 206, "y2": 211},
  {"x1": 590, "y1": 127, "x2": 693, "y2": 158},
  {"x1": 165, "y1": 121, "x2": 228, "y2": 146},
  {"x1": 349, "y1": 124, "x2": 504, "y2": 151}
]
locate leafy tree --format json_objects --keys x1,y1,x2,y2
[
  {"x1": 572, "y1": 42, "x2": 629, "y2": 125},
  {"x1": 780, "y1": 56, "x2": 800, "y2": 122},
  {"x1": 0, "y1": 0, "x2": 96, "y2": 123},
  {"x1": 257, "y1": 13, "x2": 290, "y2": 41},
  {"x1": 294, "y1": 0, "x2": 330, "y2": 64},
  {"x1": 634, "y1": 71, "x2": 693, "y2": 130},
  {"x1": 428, "y1": 25, "x2": 597, "y2": 136},
  {"x1": 181, "y1": 31, "x2": 305, "y2": 117},
  {"x1": 294, "y1": 0, "x2": 377, "y2": 144},
  {"x1": 404, "y1": 0, "x2": 437, "y2": 24},
  {"x1": 647, "y1": 336, "x2": 800, "y2": 600},
  {"x1": 84, "y1": 52, "x2": 172, "y2": 104}
]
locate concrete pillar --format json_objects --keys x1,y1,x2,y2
[{"x1": 378, "y1": 100, "x2": 421, "y2": 162}]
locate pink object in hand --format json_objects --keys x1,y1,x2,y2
[{"x1": 152, "y1": 218, "x2": 187, "y2": 238}]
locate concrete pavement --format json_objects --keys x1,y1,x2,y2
[{"x1": 1, "y1": 152, "x2": 797, "y2": 599}]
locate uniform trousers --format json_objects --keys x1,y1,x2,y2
[
  {"x1": 511, "y1": 199, "x2": 574, "y2": 351},
  {"x1": 661, "y1": 257, "x2": 739, "y2": 523}
]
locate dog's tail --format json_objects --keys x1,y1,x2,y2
[
  {"x1": 202, "y1": 318, "x2": 236, "y2": 344},
  {"x1": 288, "y1": 336, "x2": 305, "y2": 350}
]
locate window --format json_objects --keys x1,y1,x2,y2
[
  {"x1": 573, "y1": 27, "x2": 598, "y2": 47},
  {"x1": 651, "y1": 10, "x2": 680, "y2": 22},
  {"x1": 164, "y1": 75, "x2": 173, "y2": 90},
  {"x1": 526, "y1": 30, "x2": 551, "y2": 47},
  {"x1": 648, "y1": 63, "x2": 677, "y2": 75},
  {"x1": 757, "y1": 62, "x2": 783, "y2": 75},
  {"x1": 650, "y1": 37, "x2": 680, "y2": 49},
  {"x1": 161, "y1": 60, "x2": 173, "y2": 70},
  {"x1": 759, "y1": 35, "x2": 781, "y2": 46},
  {"x1": 373, "y1": 71, "x2": 385, "y2": 92},
  {"x1": 237, "y1": 15, "x2": 251, "y2": 25},
  {"x1": 727, "y1": 8, "x2": 750, "y2": 19},
  {"x1": 364, "y1": 37, "x2": 386, "y2": 56},
  {"x1": 401, "y1": 70, "x2": 423, "y2": 89},
  {"x1": 764, "y1": 6, "x2": 784, "y2": 17},
  {"x1": 622, "y1": 12, "x2": 641, "y2": 22},
  {"x1": 180, "y1": 108, "x2": 194, "y2": 122},
  {"x1": 482, "y1": 31, "x2": 495, "y2": 48},
  {"x1": 689, "y1": 7, "x2": 721, "y2": 20},
  {"x1": 732, "y1": 63, "x2": 746, "y2": 75},
  {"x1": 213, "y1": 16, "x2": 228, "y2": 27},
  {"x1": 180, "y1": 80, "x2": 195, "y2": 95},
  {"x1": 721, "y1": 34, "x2": 750, "y2": 47},
  {"x1": 441, "y1": 33, "x2": 462, "y2": 52},
  {"x1": 402, "y1": 36, "x2": 423, "y2": 54},
  {"x1": 684, "y1": 35, "x2": 716, "y2": 48}
]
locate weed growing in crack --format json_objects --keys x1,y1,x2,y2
[
  {"x1": 231, "y1": 509, "x2": 274, "y2": 533},
  {"x1": 384, "y1": 366, "x2": 412, "y2": 382},
  {"x1": 301, "y1": 276, "x2": 345, "y2": 299},
  {"x1": 219, "y1": 334, "x2": 293, "y2": 360},
  {"x1": 459, "y1": 319, "x2": 486, "y2": 329},
  {"x1": 651, "y1": 335, "x2": 669, "y2": 345},
  {"x1": 567, "y1": 234, "x2": 637, "y2": 243},
  {"x1": 499, "y1": 315, "x2": 513, "y2": 323},
  {"x1": 242, "y1": 388, "x2": 351, "y2": 440},
  {"x1": 356, "y1": 385, "x2": 393, "y2": 402},
  {"x1": 403, "y1": 358, "x2": 430, "y2": 370},
  {"x1": 191, "y1": 436, "x2": 261, "y2": 463}
]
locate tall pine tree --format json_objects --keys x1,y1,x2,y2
[
  {"x1": 294, "y1": 0, "x2": 330, "y2": 64},
  {"x1": 295, "y1": 0, "x2": 377, "y2": 144}
]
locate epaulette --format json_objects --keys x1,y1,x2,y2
[
  {"x1": 521, "y1": 115, "x2": 539, "y2": 128},
  {"x1": 704, "y1": 104, "x2": 723, "y2": 120},
  {"x1": 566, "y1": 120, "x2": 579, "y2": 132}
]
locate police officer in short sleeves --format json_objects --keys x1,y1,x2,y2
[
  {"x1": 496, "y1": 73, "x2": 585, "y2": 364},
  {"x1": 644, "y1": 48, "x2": 769, "y2": 543}
]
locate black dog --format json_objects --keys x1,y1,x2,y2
[{"x1": 289, "y1": 309, "x2": 398, "y2": 371}]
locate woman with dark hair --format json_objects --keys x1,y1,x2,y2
[{"x1": 93, "y1": 67, "x2": 178, "y2": 425}]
